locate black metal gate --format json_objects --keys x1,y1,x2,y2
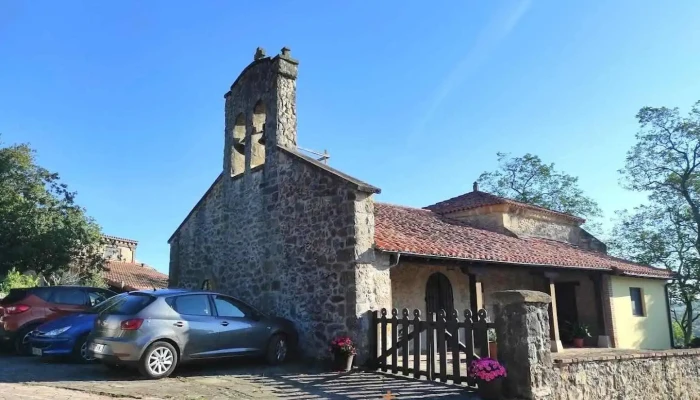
[{"x1": 370, "y1": 308, "x2": 494, "y2": 385}]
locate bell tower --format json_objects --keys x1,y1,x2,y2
[{"x1": 223, "y1": 47, "x2": 299, "y2": 176}]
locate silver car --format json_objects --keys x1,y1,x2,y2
[{"x1": 87, "y1": 289, "x2": 298, "y2": 379}]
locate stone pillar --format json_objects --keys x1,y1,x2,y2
[
  {"x1": 492, "y1": 290, "x2": 553, "y2": 400},
  {"x1": 544, "y1": 273, "x2": 564, "y2": 353},
  {"x1": 352, "y1": 193, "x2": 392, "y2": 365}
]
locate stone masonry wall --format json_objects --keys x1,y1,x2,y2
[
  {"x1": 169, "y1": 150, "x2": 376, "y2": 359},
  {"x1": 552, "y1": 350, "x2": 700, "y2": 400},
  {"x1": 390, "y1": 262, "x2": 471, "y2": 316}
]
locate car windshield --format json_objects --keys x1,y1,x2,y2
[
  {"x1": 100, "y1": 293, "x2": 156, "y2": 315},
  {"x1": 87, "y1": 293, "x2": 127, "y2": 314}
]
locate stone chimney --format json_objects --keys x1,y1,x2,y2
[{"x1": 473, "y1": 181, "x2": 479, "y2": 192}]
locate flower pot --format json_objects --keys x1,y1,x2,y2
[
  {"x1": 573, "y1": 338, "x2": 585, "y2": 348},
  {"x1": 333, "y1": 353, "x2": 354, "y2": 372},
  {"x1": 477, "y1": 377, "x2": 503, "y2": 400},
  {"x1": 488, "y1": 341, "x2": 498, "y2": 360}
]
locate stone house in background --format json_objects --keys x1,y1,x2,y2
[
  {"x1": 101, "y1": 235, "x2": 168, "y2": 292},
  {"x1": 168, "y1": 47, "x2": 673, "y2": 362}
]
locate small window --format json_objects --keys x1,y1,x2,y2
[
  {"x1": 170, "y1": 294, "x2": 212, "y2": 316},
  {"x1": 630, "y1": 287, "x2": 645, "y2": 316},
  {"x1": 214, "y1": 296, "x2": 246, "y2": 318},
  {"x1": 50, "y1": 288, "x2": 87, "y2": 305}
]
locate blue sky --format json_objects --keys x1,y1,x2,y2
[{"x1": 2, "y1": 1, "x2": 699, "y2": 273}]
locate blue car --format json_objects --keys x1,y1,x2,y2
[{"x1": 28, "y1": 293, "x2": 125, "y2": 362}]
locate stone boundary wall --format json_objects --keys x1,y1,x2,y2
[{"x1": 551, "y1": 349, "x2": 700, "y2": 400}]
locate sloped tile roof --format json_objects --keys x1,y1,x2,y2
[
  {"x1": 374, "y1": 203, "x2": 672, "y2": 279},
  {"x1": 101, "y1": 234, "x2": 138, "y2": 244},
  {"x1": 104, "y1": 261, "x2": 169, "y2": 291},
  {"x1": 425, "y1": 190, "x2": 585, "y2": 223}
]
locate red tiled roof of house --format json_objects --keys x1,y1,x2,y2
[
  {"x1": 374, "y1": 203, "x2": 672, "y2": 279},
  {"x1": 425, "y1": 190, "x2": 585, "y2": 223},
  {"x1": 104, "y1": 261, "x2": 169, "y2": 291}
]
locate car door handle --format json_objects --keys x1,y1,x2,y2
[
  {"x1": 221, "y1": 321, "x2": 229, "y2": 327},
  {"x1": 174, "y1": 322, "x2": 184, "y2": 327}
]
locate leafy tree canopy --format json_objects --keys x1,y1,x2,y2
[
  {"x1": 0, "y1": 137, "x2": 104, "y2": 280},
  {"x1": 477, "y1": 152, "x2": 603, "y2": 231},
  {"x1": 613, "y1": 100, "x2": 700, "y2": 346}
]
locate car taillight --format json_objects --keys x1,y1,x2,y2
[
  {"x1": 5, "y1": 304, "x2": 30, "y2": 314},
  {"x1": 120, "y1": 318, "x2": 144, "y2": 330}
]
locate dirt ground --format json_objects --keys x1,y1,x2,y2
[{"x1": 0, "y1": 353, "x2": 478, "y2": 399}]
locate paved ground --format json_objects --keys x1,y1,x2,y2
[{"x1": 0, "y1": 352, "x2": 478, "y2": 399}]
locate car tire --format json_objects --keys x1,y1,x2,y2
[
  {"x1": 265, "y1": 334, "x2": 288, "y2": 365},
  {"x1": 72, "y1": 335, "x2": 95, "y2": 363},
  {"x1": 14, "y1": 324, "x2": 38, "y2": 356},
  {"x1": 138, "y1": 341, "x2": 178, "y2": 379}
]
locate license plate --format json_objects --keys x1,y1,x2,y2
[
  {"x1": 31, "y1": 347, "x2": 42, "y2": 356},
  {"x1": 93, "y1": 344, "x2": 105, "y2": 353}
]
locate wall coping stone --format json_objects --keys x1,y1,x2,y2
[
  {"x1": 492, "y1": 289, "x2": 552, "y2": 305},
  {"x1": 276, "y1": 145, "x2": 380, "y2": 194},
  {"x1": 553, "y1": 348, "x2": 700, "y2": 366}
]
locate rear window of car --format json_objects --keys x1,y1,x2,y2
[
  {"x1": 100, "y1": 293, "x2": 156, "y2": 315},
  {"x1": 0, "y1": 289, "x2": 28, "y2": 304}
]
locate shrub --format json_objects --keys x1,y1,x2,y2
[
  {"x1": 469, "y1": 358, "x2": 507, "y2": 382},
  {"x1": 0, "y1": 268, "x2": 39, "y2": 293},
  {"x1": 689, "y1": 337, "x2": 700, "y2": 348}
]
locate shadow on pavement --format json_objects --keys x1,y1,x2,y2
[{"x1": 0, "y1": 352, "x2": 479, "y2": 399}]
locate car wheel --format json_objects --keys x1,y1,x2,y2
[
  {"x1": 72, "y1": 335, "x2": 95, "y2": 363},
  {"x1": 14, "y1": 325, "x2": 38, "y2": 356},
  {"x1": 266, "y1": 334, "x2": 288, "y2": 365},
  {"x1": 138, "y1": 341, "x2": 178, "y2": 379}
]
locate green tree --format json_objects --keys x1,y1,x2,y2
[
  {"x1": 672, "y1": 321, "x2": 687, "y2": 347},
  {"x1": 0, "y1": 268, "x2": 39, "y2": 294},
  {"x1": 614, "y1": 100, "x2": 700, "y2": 346},
  {"x1": 477, "y1": 152, "x2": 603, "y2": 232},
  {"x1": 0, "y1": 137, "x2": 104, "y2": 281}
]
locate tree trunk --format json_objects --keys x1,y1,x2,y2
[{"x1": 685, "y1": 301, "x2": 694, "y2": 347}]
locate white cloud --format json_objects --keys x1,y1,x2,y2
[{"x1": 412, "y1": 0, "x2": 532, "y2": 138}]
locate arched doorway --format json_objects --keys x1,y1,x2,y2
[{"x1": 425, "y1": 272, "x2": 455, "y2": 316}]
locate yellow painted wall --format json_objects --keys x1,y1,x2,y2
[{"x1": 610, "y1": 276, "x2": 671, "y2": 350}]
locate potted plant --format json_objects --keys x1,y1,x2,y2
[
  {"x1": 329, "y1": 336, "x2": 356, "y2": 371},
  {"x1": 569, "y1": 322, "x2": 591, "y2": 348},
  {"x1": 487, "y1": 328, "x2": 498, "y2": 360},
  {"x1": 469, "y1": 358, "x2": 507, "y2": 400}
]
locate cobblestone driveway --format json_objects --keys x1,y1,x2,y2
[{"x1": 0, "y1": 353, "x2": 476, "y2": 399}]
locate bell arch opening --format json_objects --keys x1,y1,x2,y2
[
  {"x1": 232, "y1": 113, "x2": 246, "y2": 175},
  {"x1": 250, "y1": 100, "x2": 266, "y2": 169}
]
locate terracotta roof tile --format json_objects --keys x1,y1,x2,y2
[
  {"x1": 101, "y1": 234, "x2": 138, "y2": 244},
  {"x1": 374, "y1": 203, "x2": 671, "y2": 279},
  {"x1": 104, "y1": 261, "x2": 169, "y2": 291},
  {"x1": 425, "y1": 191, "x2": 585, "y2": 223}
]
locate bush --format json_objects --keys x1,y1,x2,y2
[
  {"x1": 689, "y1": 337, "x2": 700, "y2": 348},
  {"x1": 0, "y1": 268, "x2": 39, "y2": 293}
]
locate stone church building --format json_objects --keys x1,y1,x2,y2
[{"x1": 168, "y1": 48, "x2": 673, "y2": 362}]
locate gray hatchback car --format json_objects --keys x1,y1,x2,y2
[{"x1": 87, "y1": 289, "x2": 298, "y2": 379}]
